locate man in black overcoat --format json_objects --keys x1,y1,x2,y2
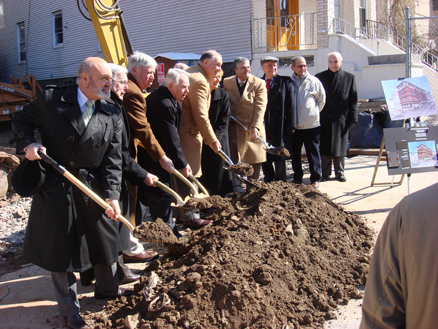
[
  {"x1": 12, "y1": 57, "x2": 130, "y2": 329},
  {"x1": 140, "y1": 68, "x2": 208, "y2": 230},
  {"x1": 260, "y1": 56, "x2": 296, "y2": 182},
  {"x1": 315, "y1": 52, "x2": 358, "y2": 182}
]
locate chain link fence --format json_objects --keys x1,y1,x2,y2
[{"x1": 408, "y1": 13, "x2": 438, "y2": 126}]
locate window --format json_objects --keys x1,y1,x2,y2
[
  {"x1": 17, "y1": 22, "x2": 26, "y2": 62},
  {"x1": 359, "y1": 0, "x2": 366, "y2": 30},
  {"x1": 52, "y1": 10, "x2": 63, "y2": 47}
]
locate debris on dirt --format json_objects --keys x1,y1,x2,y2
[
  {"x1": 133, "y1": 219, "x2": 178, "y2": 244},
  {"x1": 88, "y1": 181, "x2": 374, "y2": 328},
  {"x1": 227, "y1": 162, "x2": 254, "y2": 176}
]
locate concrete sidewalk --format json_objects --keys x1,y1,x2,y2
[{"x1": 1, "y1": 155, "x2": 437, "y2": 329}]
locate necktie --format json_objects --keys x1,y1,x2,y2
[
  {"x1": 266, "y1": 79, "x2": 271, "y2": 92},
  {"x1": 239, "y1": 81, "x2": 245, "y2": 88},
  {"x1": 83, "y1": 100, "x2": 94, "y2": 126}
]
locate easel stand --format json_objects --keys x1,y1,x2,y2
[{"x1": 370, "y1": 138, "x2": 405, "y2": 188}]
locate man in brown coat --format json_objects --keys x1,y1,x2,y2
[
  {"x1": 123, "y1": 51, "x2": 176, "y2": 242},
  {"x1": 224, "y1": 57, "x2": 268, "y2": 185},
  {"x1": 176, "y1": 50, "x2": 222, "y2": 227}
]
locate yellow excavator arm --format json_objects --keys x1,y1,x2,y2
[{"x1": 84, "y1": 0, "x2": 132, "y2": 67}]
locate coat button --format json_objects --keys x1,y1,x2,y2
[
  {"x1": 69, "y1": 161, "x2": 74, "y2": 166},
  {"x1": 67, "y1": 135, "x2": 74, "y2": 141}
]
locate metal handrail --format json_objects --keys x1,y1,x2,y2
[
  {"x1": 365, "y1": 20, "x2": 438, "y2": 70},
  {"x1": 333, "y1": 18, "x2": 380, "y2": 55}
]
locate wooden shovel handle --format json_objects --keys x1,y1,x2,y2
[{"x1": 38, "y1": 151, "x2": 134, "y2": 232}]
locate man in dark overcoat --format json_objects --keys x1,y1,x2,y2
[
  {"x1": 12, "y1": 57, "x2": 129, "y2": 329},
  {"x1": 142, "y1": 68, "x2": 206, "y2": 230},
  {"x1": 260, "y1": 56, "x2": 296, "y2": 182},
  {"x1": 315, "y1": 52, "x2": 358, "y2": 182},
  {"x1": 200, "y1": 72, "x2": 233, "y2": 196}
]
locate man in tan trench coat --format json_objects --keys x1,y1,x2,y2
[
  {"x1": 176, "y1": 50, "x2": 222, "y2": 227},
  {"x1": 224, "y1": 57, "x2": 267, "y2": 184}
]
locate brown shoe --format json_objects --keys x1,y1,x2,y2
[
  {"x1": 64, "y1": 314, "x2": 89, "y2": 329},
  {"x1": 123, "y1": 250, "x2": 158, "y2": 263},
  {"x1": 310, "y1": 181, "x2": 319, "y2": 189},
  {"x1": 186, "y1": 218, "x2": 212, "y2": 228}
]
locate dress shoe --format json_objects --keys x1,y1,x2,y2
[
  {"x1": 119, "y1": 271, "x2": 143, "y2": 285},
  {"x1": 94, "y1": 287, "x2": 133, "y2": 300},
  {"x1": 310, "y1": 181, "x2": 319, "y2": 189},
  {"x1": 320, "y1": 176, "x2": 330, "y2": 182},
  {"x1": 336, "y1": 175, "x2": 347, "y2": 182},
  {"x1": 123, "y1": 250, "x2": 158, "y2": 263},
  {"x1": 292, "y1": 179, "x2": 302, "y2": 184},
  {"x1": 185, "y1": 217, "x2": 212, "y2": 228},
  {"x1": 64, "y1": 314, "x2": 89, "y2": 329}
]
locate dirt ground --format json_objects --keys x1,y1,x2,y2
[
  {"x1": 86, "y1": 182, "x2": 373, "y2": 328},
  {"x1": 2, "y1": 119, "x2": 438, "y2": 328}
]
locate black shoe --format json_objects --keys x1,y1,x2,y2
[
  {"x1": 336, "y1": 175, "x2": 347, "y2": 182},
  {"x1": 94, "y1": 287, "x2": 133, "y2": 300},
  {"x1": 292, "y1": 179, "x2": 302, "y2": 184},
  {"x1": 64, "y1": 314, "x2": 89, "y2": 329},
  {"x1": 320, "y1": 176, "x2": 330, "y2": 182}
]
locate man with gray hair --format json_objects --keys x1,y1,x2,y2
[
  {"x1": 316, "y1": 52, "x2": 358, "y2": 182},
  {"x1": 123, "y1": 51, "x2": 175, "y2": 236},
  {"x1": 290, "y1": 56, "x2": 325, "y2": 188},
  {"x1": 140, "y1": 68, "x2": 203, "y2": 229},
  {"x1": 224, "y1": 57, "x2": 267, "y2": 187},
  {"x1": 177, "y1": 50, "x2": 222, "y2": 227}
]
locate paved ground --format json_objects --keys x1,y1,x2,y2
[{"x1": 1, "y1": 155, "x2": 437, "y2": 329}]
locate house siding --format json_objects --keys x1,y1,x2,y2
[{"x1": 0, "y1": 0, "x2": 252, "y2": 82}]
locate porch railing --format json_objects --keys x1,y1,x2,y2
[
  {"x1": 333, "y1": 18, "x2": 380, "y2": 55},
  {"x1": 365, "y1": 20, "x2": 438, "y2": 70},
  {"x1": 252, "y1": 13, "x2": 317, "y2": 53}
]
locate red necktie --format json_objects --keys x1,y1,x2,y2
[{"x1": 266, "y1": 79, "x2": 271, "y2": 92}]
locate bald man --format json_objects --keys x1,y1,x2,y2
[{"x1": 12, "y1": 57, "x2": 130, "y2": 329}]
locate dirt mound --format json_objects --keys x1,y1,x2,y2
[
  {"x1": 87, "y1": 181, "x2": 373, "y2": 328},
  {"x1": 133, "y1": 219, "x2": 178, "y2": 244}
]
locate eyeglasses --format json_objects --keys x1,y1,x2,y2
[
  {"x1": 114, "y1": 80, "x2": 128, "y2": 85},
  {"x1": 262, "y1": 64, "x2": 278, "y2": 68}
]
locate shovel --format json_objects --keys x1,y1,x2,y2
[
  {"x1": 230, "y1": 116, "x2": 290, "y2": 157},
  {"x1": 172, "y1": 168, "x2": 209, "y2": 198},
  {"x1": 217, "y1": 149, "x2": 258, "y2": 188},
  {"x1": 37, "y1": 150, "x2": 134, "y2": 232},
  {"x1": 152, "y1": 179, "x2": 185, "y2": 207}
]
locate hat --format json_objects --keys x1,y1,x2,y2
[
  {"x1": 261, "y1": 56, "x2": 279, "y2": 65},
  {"x1": 12, "y1": 158, "x2": 48, "y2": 197}
]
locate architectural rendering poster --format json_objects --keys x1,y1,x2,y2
[
  {"x1": 383, "y1": 126, "x2": 438, "y2": 175},
  {"x1": 381, "y1": 76, "x2": 437, "y2": 120}
]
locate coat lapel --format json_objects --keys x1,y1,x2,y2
[
  {"x1": 75, "y1": 100, "x2": 111, "y2": 149},
  {"x1": 61, "y1": 86, "x2": 86, "y2": 135},
  {"x1": 269, "y1": 75, "x2": 281, "y2": 103},
  {"x1": 331, "y1": 69, "x2": 342, "y2": 96},
  {"x1": 239, "y1": 75, "x2": 255, "y2": 107}
]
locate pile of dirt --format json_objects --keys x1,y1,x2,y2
[
  {"x1": 270, "y1": 145, "x2": 290, "y2": 157},
  {"x1": 87, "y1": 181, "x2": 373, "y2": 328},
  {"x1": 227, "y1": 163, "x2": 254, "y2": 176},
  {"x1": 133, "y1": 219, "x2": 178, "y2": 244},
  {"x1": 183, "y1": 195, "x2": 231, "y2": 210}
]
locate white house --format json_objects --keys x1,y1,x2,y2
[{"x1": 0, "y1": 0, "x2": 436, "y2": 102}]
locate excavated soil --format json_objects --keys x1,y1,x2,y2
[
  {"x1": 183, "y1": 195, "x2": 230, "y2": 210},
  {"x1": 228, "y1": 163, "x2": 254, "y2": 176},
  {"x1": 86, "y1": 181, "x2": 373, "y2": 328},
  {"x1": 270, "y1": 146, "x2": 290, "y2": 157},
  {"x1": 133, "y1": 219, "x2": 178, "y2": 244}
]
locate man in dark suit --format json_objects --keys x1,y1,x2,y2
[
  {"x1": 143, "y1": 68, "x2": 211, "y2": 229},
  {"x1": 316, "y1": 52, "x2": 358, "y2": 182},
  {"x1": 260, "y1": 56, "x2": 296, "y2": 182},
  {"x1": 12, "y1": 57, "x2": 130, "y2": 329}
]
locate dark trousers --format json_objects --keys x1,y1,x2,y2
[
  {"x1": 262, "y1": 154, "x2": 286, "y2": 182},
  {"x1": 291, "y1": 127, "x2": 322, "y2": 183},
  {"x1": 321, "y1": 155, "x2": 345, "y2": 178}
]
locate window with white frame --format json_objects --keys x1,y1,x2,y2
[
  {"x1": 52, "y1": 10, "x2": 63, "y2": 47},
  {"x1": 17, "y1": 22, "x2": 26, "y2": 62},
  {"x1": 359, "y1": 0, "x2": 367, "y2": 30}
]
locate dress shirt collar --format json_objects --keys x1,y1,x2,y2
[{"x1": 77, "y1": 87, "x2": 95, "y2": 110}]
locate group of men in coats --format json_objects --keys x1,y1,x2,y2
[{"x1": 10, "y1": 49, "x2": 358, "y2": 328}]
